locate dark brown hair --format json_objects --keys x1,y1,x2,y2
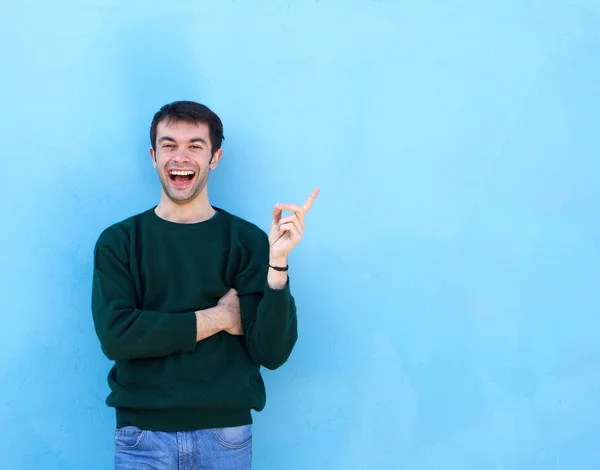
[{"x1": 150, "y1": 101, "x2": 224, "y2": 154}]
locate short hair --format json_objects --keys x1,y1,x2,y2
[{"x1": 150, "y1": 101, "x2": 224, "y2": 154}]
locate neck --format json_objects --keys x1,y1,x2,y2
[{"x1": 155, "y1": 190, "x2": 216, "y2": 224}]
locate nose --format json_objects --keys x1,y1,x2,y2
[{"x1": 172, "y1": 147, "x2": 190, "y2": 163}]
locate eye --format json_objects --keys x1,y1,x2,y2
[
  {"x1": 162, "y1": 144, "x2": 175, "y2": 148},
  {"x1": 190, "y1": 145, "x2": 202, "y2": 150}
]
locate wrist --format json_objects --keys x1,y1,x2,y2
[
  {"x1": 195, "y1": 310, "x2": 205, "y2": 342},
  {"x1": 195, "y1": 307, "x2": 224, "y2": 341},
  {"x1": 267, "y1": 260, "x2": 288, "y2": 290},
  {"x1": 269, "y1": 254, "x2": 288, "y2": 268}
]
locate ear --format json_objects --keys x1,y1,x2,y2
[
  {"x1": 150, "y1": 147, "x2": 157, "y2": 168},
  {"x1": 209, "y1": 148, "x2": 223, "y2": 170}
]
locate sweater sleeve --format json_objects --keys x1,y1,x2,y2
[
  {"x1": 91, "y1": 229, "x2": 197, "y2": 361},
  {"x1": 235, "y1": 233, "x2": 298, "y2": 370}
]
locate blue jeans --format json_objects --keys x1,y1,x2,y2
[{"x1": 113, "y1": 425, "x2": 252, "y2": 469}]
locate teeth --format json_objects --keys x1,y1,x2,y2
[{"x1": 169, "y1": 170, "x2": 195, "y2": 176}]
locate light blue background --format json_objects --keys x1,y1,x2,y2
[{"x1": 2, "y1": 0, "x2": 599, "y2": 468}]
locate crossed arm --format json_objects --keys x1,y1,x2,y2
[
  {"x1": 91, "y1": 241, "x2": 295, "y2": 369},
  {"x1": 91, "y1": 189, "x2": 318, "y2": 368}
]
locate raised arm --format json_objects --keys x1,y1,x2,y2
[
  {"x1": 236, "y1": 188, "x2": 319, "y2": 370},
  {"x1": 237, "y1": 264, "x2": 297, "y2": 370}
]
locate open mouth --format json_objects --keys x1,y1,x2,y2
[{"x1": 168, "y1": 169, "x2": 196, "y2": 185}]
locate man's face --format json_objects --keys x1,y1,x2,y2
[{"x1": 150, "y1": 120, "x2": 222, "y2": 204}]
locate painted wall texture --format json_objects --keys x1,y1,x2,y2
[{"x1": 1, "y1": 0, "x2": 599, "y2": 468}]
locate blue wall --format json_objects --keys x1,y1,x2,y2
[{"x1": 2, "y1": 0, "x2": 599, "y2": 468}]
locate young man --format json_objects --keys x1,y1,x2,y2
[{"x1": 91, "y1": 100, "x2": 319, "y2": 469}]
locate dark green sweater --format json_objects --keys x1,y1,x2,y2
[{"x1": 91, "y1": 207, "x2": 297, "y2": 432}]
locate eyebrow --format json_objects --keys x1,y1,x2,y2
[{"x1": 158, "y1": 136, "x2": 208, "y2": 146}]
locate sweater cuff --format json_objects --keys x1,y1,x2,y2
[
  {"x1": 262, "y1": 279, "x2": 291, "y2": 313},
  {"x1": 265, "y1": 277, "x2": 290, "y2": 294},
  {"x1": 175, "y1": 311, "x2": 198, "y2": 354}
]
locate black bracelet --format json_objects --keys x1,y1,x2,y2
[{"x1": 268, "y1": 264, "x2": 289, "y2": 272}]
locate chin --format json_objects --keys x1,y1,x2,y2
[
  {"x1": 166, "y1": 190, "x2": 197, "y2": 204},
  {"x1": 166, "y1": 185, "x2": 206, "y2": 204}
]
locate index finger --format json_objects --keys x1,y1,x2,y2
[
  {"x1": 275, "y1": 202, "x2": 308, "y2": 228},
  {"x1": 302, "y1": 187, "x2": 320, "y2": 212}
]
